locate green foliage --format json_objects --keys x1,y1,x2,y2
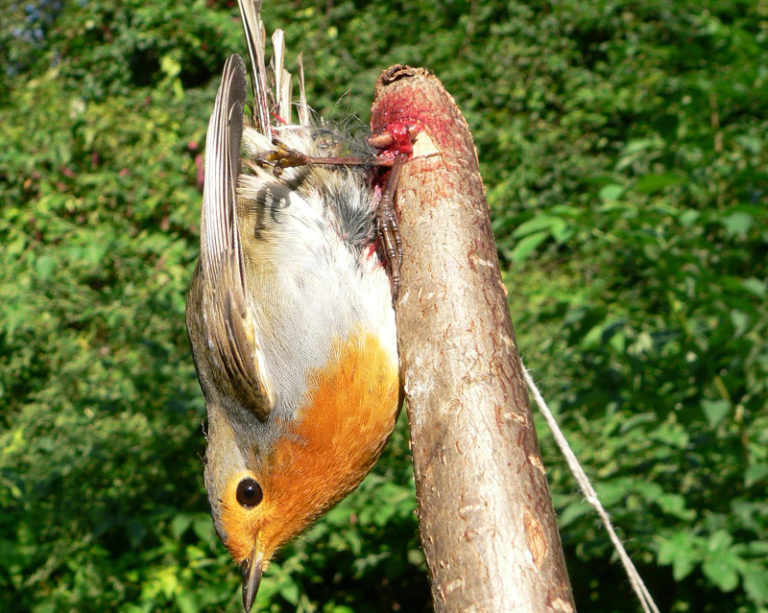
[{"x1": 1, "y1": 0, "x2": 767, "y2": 611}]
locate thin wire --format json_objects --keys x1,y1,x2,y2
[{"x1": 521, "y1": 363, "x2": 661, "y2": 613}]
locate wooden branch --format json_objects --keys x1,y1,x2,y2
[{"x1": 371, "y1": 65, "x2": 576, "y2": 613}]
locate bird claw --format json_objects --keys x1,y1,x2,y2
[
  {"x1": 371, "y1": 122, "x2": 420, "y2": 303},
  {"x1": 376, "y1": 152, "x2": 407, "y2": 302},
  {"x1": 256, "y1": 140, "x2": 312, "y2": 176}
]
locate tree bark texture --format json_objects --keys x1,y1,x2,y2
[{"x1": 371, "y1": 66, "x2": 576, "y2": 613}]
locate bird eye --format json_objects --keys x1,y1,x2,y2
[{"x1": 236, "y1": 478, "x2": 263, "y2": 509}]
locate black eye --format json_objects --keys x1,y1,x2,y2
[{"x1": 236, "y1": 478, "x2": 263, "y2": 509}]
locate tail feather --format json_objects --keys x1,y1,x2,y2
[
  {"x1": 297, "y1": 52, "x2": 310, "y2": 126},
  {"x1": 270, "y1": 29, "x2": 292, "y2": 124},
  {"x1": 239, "y1": 0, "x2": 312, "y2": 132},
  {"x1": 238, "y1": 0, "x2": 272, "y2": 138}
]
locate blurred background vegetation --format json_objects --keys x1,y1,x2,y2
[{"x1": 1, "y1": 0, "x2": 767, "y2": 611}]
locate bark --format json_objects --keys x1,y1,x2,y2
[{"x1": 371, "y1": 65, "x2": 576, "y2": 613}]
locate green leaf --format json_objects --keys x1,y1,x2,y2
[
  {"x1": 508, "y1": 231, "x2": 548, "y2": 262},
  {"x1": 730, "y1": 309, "x2": 748, "y2": 336},
  {"x1": 513, "y1": 215, "x2": 572, "y2": 244},
  {"x1": 635, "y1": 172, "x2": 685, "y2": 194},
  {"x1": 703, "y1": 556, "x2": 740, "y2": 592},
  {"x1": 707, "y1": 530, "x2": 734, "y2": 552},
  {"x1": 35, "y1": 255, "x2": 57, "y2": 281},
  {"x1": 658, "y1": 533, "x2": 701, "y2": 581},
  {"x1": 720, "y1": 211, "x2": 753, "y2": 238},
  {"x1": 407, "y1": 547, "x2": 426, "y2": 567},
  {"x1": 513, "y1": 215, "x2": 558, "y2": 238},
  {"x1": 743, "y1": 563, "x2": 768, "y2": 603},
  {"x1": 279, "y1": 580, "x2": 300, "y2": 605},
  {"x1": 170, "y1": 514, "x2": 192, "y2": 539},
  {"x1": 175, "y1": 592, "x2": 199, "y2": 613},
  {"x1": 742, "y1": 277, "x2": 766, "y2": 297},
  {"x1": 657, "y1": 493, "x2": 695, "y2": 520},
  {"x1": 192, "y1": 516, "x2": 216, "y2": 547},
  {"x1": 745, "y1": 463, "x2": 768, "y2": 487},
  {"x1": 702, "y1": 399, "x2": 730, "y2": 427},
  {"x1": 633, "y1": 480, "x2": 664, "y2": 503},
  {"x1": 652, "y1": 421, "x2": 690, "y2": 448},
  {"x1": 679, "y1": 209, "x2": 700, "y2": 226},
  {"x1": 599, "y1": 184, "x2": 624, "y2": 201},
  {"x1": 557, "y1": 501, "x2": 592, "y2": 528}
]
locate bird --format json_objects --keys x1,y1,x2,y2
[{"x1": 185, "y1": 1, "x2": 402, "y2": 610}]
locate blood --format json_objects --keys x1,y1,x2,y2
[
  {"x1": 370, "y1": 121, "x2": 421, "y2": 162},
  {"x1": 385, "y1": 121, "x2": 413, "y2": 155},
  {"x1": 271, "y1": 111, "x2": 289, "y2": 125},
  {"x1": 372, "y1": 85, "x2": 466, "y2": 164}
]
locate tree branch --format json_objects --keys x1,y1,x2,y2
[{"x1": 371, "y1": 65, "x2": 576, "y2": 613}]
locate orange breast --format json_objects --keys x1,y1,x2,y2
[{"x1": 258, "y1": 327, "x2": 400, "y2": 552}]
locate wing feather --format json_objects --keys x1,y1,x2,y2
[{"x1": 198, "y1": 54, "x2": 273, "y2": 421}]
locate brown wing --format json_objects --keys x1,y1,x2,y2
[{"x1": 187, "y1": 54, "x2": 273, "y2": 421}]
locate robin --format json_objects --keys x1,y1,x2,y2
[{"x1": 185, "y1": 1, "x2": 406, "y2": 610}]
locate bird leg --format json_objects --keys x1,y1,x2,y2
[
  {"x1": 376, "y1": 151, "x2": 407, "y2": 300},
  {"x1": 369, "y1": 122, "x2": 421, "y2": 301},
  {"x1": 256, "y1": 139, "x2": 393, "y2": 177}
]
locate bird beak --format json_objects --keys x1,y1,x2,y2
[{"x1": 241, "y1": 548, "x2": 263, "y2": 612}]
